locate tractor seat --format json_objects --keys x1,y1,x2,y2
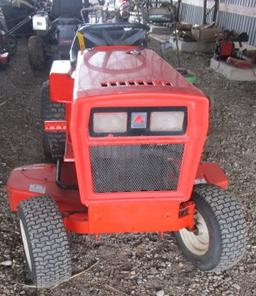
[
  {"x1": 51, "y1": 0, "x2": 84, "y2": 20},
  {"x1": 69, "y1": 23, "x2": 149, "y2": 67},
  {"x1": 147, "y1": 4, "x2": 176, "y2": 23}
]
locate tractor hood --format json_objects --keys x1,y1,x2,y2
[{"x1": 73, "y1": 46, "x2": 206, "y2": 100}]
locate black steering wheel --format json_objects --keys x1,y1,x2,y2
[{"x1": 70, "y1": 23, "x2": 149, "y2": 66}]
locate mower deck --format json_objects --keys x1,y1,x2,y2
[
  {"x1": 7, "y1": 163, "x2": 89, "y2": 232},
  {"x1": 7, "y1": 161, "x2": 228, "y2": 235}
]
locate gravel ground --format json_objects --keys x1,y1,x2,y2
[{"x1": 0, "y1": 38, "x2": 255, "y2": 296}]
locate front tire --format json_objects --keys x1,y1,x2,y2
[
  {"x1": 18, "y1": 196, "x2": 72, "y2": 288},
  {"x1": 175, "y1": 185, "x2": 247, "y2": 272}
]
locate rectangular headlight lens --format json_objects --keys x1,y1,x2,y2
[
  {"x1": 150, "y1": 111, "x2": 185, "y2": 132},
  {"x1": 93, "y1": 112, "x2": 127, "y2": 133}
]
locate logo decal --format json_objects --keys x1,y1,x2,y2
[
  {"x1": 131, "y1": 112, "x2": 147, "y2": 129},
  {"x1": 29, "y1": 184, "x2": 46, "y2": 194}
]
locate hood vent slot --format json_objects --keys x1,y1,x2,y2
[{"x1": 101, "y1": 80, "x2": 173, "y2": 87}]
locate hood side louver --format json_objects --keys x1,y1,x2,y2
[{"x1": 101, "y1": 80, "x2": 173, "y2": 87}]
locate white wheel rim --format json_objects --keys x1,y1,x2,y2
[
  {"x1": 19, "y1": 219, "x2": 33, "y2": 272},
  {"x1": 179, "y1": 211, "x2": 210, "y2": 256}
]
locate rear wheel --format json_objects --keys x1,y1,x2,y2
[
  {"x1": 28, "y1": 35, "x2": 45, "y2": 70},
  {"x1": 41, "y1": 81, "x2": 65, "y2": 162},
  {"x1": 18, "y1": 196, "x2": 72, "y2": 288},
  {"x1": 175, "y1": 185, "x2": 247, "y2": 272}
]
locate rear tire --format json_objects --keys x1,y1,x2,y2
[
  {"x1": 41, "y1": 81, "x2": 65, "y2": 162},
  {"x1": 175, "y1": 185, "x2": 247, "y2": 272},
  {"x1": 28, "y1": 35, "x2": 45, "y2": 70},
  {"x1": 18, "y1": 196, "x2": 72, "y2": 288}
]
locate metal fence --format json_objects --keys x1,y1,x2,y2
[
  {"x1": 179, "y1": 3, "x2": 213, "y2": 26},
  {"x1": 178, "y1": 0, "x2": 256, "y2": 46}
]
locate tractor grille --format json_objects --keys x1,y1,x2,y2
[{"x1": 90, "y1": 144, "x2": 184, "y2": 193}]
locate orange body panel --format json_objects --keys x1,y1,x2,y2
[
  {"x1": 50, "y1": 60, "x2": 74, "y2": 102},
  {"x1": 70, "y1": 93, "x2": 208, "y2": 206},
  {"x1": 88, "y1": 200, "x2": 194, "y2": 233}
]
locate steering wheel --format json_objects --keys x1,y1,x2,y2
[{"x1": 83, "y1": 48, "x2": 146, "y2": 74}]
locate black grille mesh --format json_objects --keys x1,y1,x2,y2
[{"x1": 90, "y1": 144, "x2": 184, "y2": 193}]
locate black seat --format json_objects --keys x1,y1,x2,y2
[
  {"x1": 51, "y1": 0, "x2": 84, "y2": 20},
  {"x1": 70, "y1": 23, "x2": 149, "y2": 67}
]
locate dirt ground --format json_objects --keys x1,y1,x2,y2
[{"x1": 0, "y1": 39, "x2": 255, "y2": 296}]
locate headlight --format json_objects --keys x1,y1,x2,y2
[
  {"x1": 150, "y1": 111, "x2": 185, "y2": 132},
  {"x1": 93, "y1": 112, "x2": 127, "y2": 133}
]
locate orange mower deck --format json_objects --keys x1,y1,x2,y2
[{"x1": 7, "y1": 161, "x2": 228, "y2": 234}]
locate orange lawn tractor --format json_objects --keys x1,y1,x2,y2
[{"x1": 7, "y1": 23, "x2": 247, "y2": 288}]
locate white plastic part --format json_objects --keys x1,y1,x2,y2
[
  {"x1": 0, "y1": 52, "x2": 9, "y2": 58},
  {"x1": 32, "y1": 14, "x2": 49, "y2": 31},
  {"x1": 179, "y1": 211, "x2": 210, "y2": 256},
  {"x1": 150, "y1": 111, "x2": 185, "y2": 132},
  {"x1": 93, "y1": 112, "x2": 128, "y2": 133}
]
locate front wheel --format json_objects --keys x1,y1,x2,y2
[
  {"x1": 175, "y1": 185, "x2": 247, "y2": 272},
  {"x1": 18, "y1": 196, "x2": 72, "y2": 288}
]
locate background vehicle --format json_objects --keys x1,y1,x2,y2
[
  {"x1": 7, "y1": 23, "x2": 247, "y2": 288},
  {"x1": 28, "y1": 0, "x2": 84, "y2": 70},
  {"x1": 0, "y1": 0, "x2": 34, "y2": 36}
]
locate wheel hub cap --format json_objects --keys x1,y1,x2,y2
[{"x1": 179, "y1": 211, "x2": 210, "y2": 256}]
